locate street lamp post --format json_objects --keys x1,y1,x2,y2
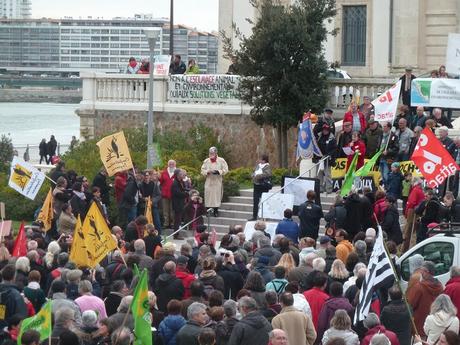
[{"x1": 144, "y1": 29, "x2": 160, "y2": 169}]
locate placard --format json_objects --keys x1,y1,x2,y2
[
  {"x1": 282, "y1": 176, "x2": 321, "y2": 207},
  {"x1": 244, "y1": 221, "x2": 278, "y2": 244},
  {"x1": 411, "y1": 78, "x2": 460, "y2": 108},
  {"x1": 258, "y1": 192, "x2": 294, "y2": 220},
  {"x1": 168, "y1": 74, "x2": 240, "y2": 103},
  {"x1": 446, "y1": 33, "x2": 460, "y2": 75}
]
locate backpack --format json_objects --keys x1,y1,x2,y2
[{"x1": 0, "y1": 288, "x2": 13, "y2": 327}]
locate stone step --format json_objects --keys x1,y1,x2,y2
[
  {"x1": 228, "y1": 196, "x2": 253, "y2": 203},
  {"x1": 209, "y1": 216, "x2": 249, "y2": 227},
  {"x1": 218, "y1": 209, "x2": 252, "y2": 219},
  {"x1": 220, "y1": 202, "x2": 253, "y2": 212}
]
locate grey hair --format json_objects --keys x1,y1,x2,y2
[
  {"x1": 209, "y1": 146, "x2": 217, "y2": 153},
  {"x1": 27, "y1": 240, "x2": 38, "y2": 251},
  {"x1": 451, "y1": 266, "x2": 460, "y2": 278},
  {"x1": 409, "y1": 254, "x2": 424, "y2": 274},
  {"x1": 353, "y1": 262, "x2": 367, "y2": 277},
  {"x1": 354, "y1": 240, "x2": 367, "y2": 254},
  {"x1": 312, "y1": 257, "x2": 326, "y2": 272},
  {"x1": 15, "y1": 256, "x2": 30, "y2": 273},
  {"x1": 117, "y1": 296, "x2": 133, "y2": 313},
  {"x1": 430, "y1": 294, "x2": 457, "y2": 316},
  {"x1": 187, "y1": 302, "x2": 207, "y2": 320},
  {"x1": 111, "y1": 327, "x2": 132, "y2": 345},
  {"x1": 223, "y1": 299, "x2": 237, "y2": 317},
  {"x1": 78, "y1": 280, "x2": 93, "y2": 294},
  {"x1": 370, "y1": 334, "x2": 391, "y2": 345},
  {"x1": 304, "y1": 252, "x2": 319, "y2": 267},
  {"x1": 363, "y1": 312, "x2": 380, "y2": 329},
  {"x1": 238, "y1": 296, "x2": 258, "y2": 311},
  {"x1": 433, "y1": 107, "x2": 442, "y2": 115},
  {"x1": 134, "y1": 239, "x2": 145, "y2": 253},
  {"x1": 55, "y1": 308, "x2": 75, "y2": 324}
]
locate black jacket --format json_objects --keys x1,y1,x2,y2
[
  {"x1": 298, "y1": 201, "x2": 323, "y2": 239},
  {"x1": 171, "y1": 179, "x2": 188, "y2": 212},
  {"x1": 399, "y1": 73, "x2": 416, "y2": 106},
  {"x1": 0, "y1": 282, "x2": 27, "y2": 329},
  {"x1": 92, "y1": 172, "x2": 110, "y2": 205},
  {"x1": 440, "y1": 136, "x2": 456, "y2": 157},
  {"x1": 151, "y1": 254, "x2": 177, "y2": 285},
  {"x1": 176, "y1": 320, "x2": 202, "y2": 345},
  {"x1": 360, "y1": 195, "x2": 375, "y2": 231},
  {"x1": 217, "y1": 264, "x2": 244, "y2": 300},
  {"x1": 380, "y1": 300, "x2": 412, "y2": 345},
  {"x1": 380, "y1": 132, "x2": 399, "y2": 162},
  {"x1": 324, "y1": 202, "x2": 347, "y2": 229},
  {"x1": 120, "y1": 175, "x2": 138, "y2": 209},
  {"x1": 314, "y1": 132, "x2": 337, "y2": 165},
  {"x1": 382, "y1": 204, "x2": 403, "y2": 244},
  {"x1": 418, "y1": 197, "x2": 441, "y2": 225},
  {"x1": 47, "y1": 138, "x2": 57, "y2": 156},
  {"x1": 154, "y1": 273, "x2": 185, "y2": 313},
  {"x1": 344, "y1": 194, "x2": 364, "y2": 238},
  {"x1": 227, "y1": 311, "x2": 272, "y2": 345},
  {"x1": 70, "y1": 193, "x2": 88, "y2": 220},
  {"x1": 39, "y1": 141, "x2": 47, "y2": 156},
  {"x1": 336, "y1": 131, "x2": 352, "y2": 158},
  {"x1": 314, "y1": 115, "x2": 336, "y2": 137}
]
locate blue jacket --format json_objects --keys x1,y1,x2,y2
[
  {"x1": 159, "y1": 314, "x2": 187, "y2": 345},
  {"x1": 275, "y1": 218, "x2": 300, "y2": 244},
  {"x1": 386, "y1": 171, "x2": 403, "y2": 199}
]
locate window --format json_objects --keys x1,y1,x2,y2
[
  {"x1": 400, "y1": 242, "x2": 454, "y2": 281},
  {"x1": 342, "y1": 5, "x2": 366, "y2": 66}
]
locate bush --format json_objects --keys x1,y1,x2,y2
[
  {"x1": 272, "y1": 168, "x2": 299, "y2": 185},
  {"x1": 0, "y1": 135, "x2": 13, "y2": 173},
  {"x1": 226, "y1": 168, "x2": 253, "y2": 185}
]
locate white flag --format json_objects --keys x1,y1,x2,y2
[
  {"x1": 354, "y1": 226, "x2": 395, "y2": 323},
  {"x1": 8, "y1": 157, "x2": 46, "y2": 200},
  {"x1": 372, "y1": 80, "x2": 402, "y2": 124}
]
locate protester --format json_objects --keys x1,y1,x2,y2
[
  {"x1": 186, "y1": 59, "x2": 200, "y2": 74},
  {"x1": 400, "y1": 66, "x2": 416, "y2": 108},
  {"x1": 170, "y1": 54, "x2": 187, "y2": 74},
  {"x1": 321, "y1": 309, "x2": 359, "y2": 345},
  {"x1": 298, "y1": 190, "x2": 323, "y2": 240},
  {"x1": 251, "y1": 154, "x2": 272, "y2": 220},
  {"x1": 343, "y1": 102, "x2": 366, "y2": 134},
  {"x1": 39, "y1": 138, "x2": 48, "y2": 164},
  {"x1": 361, "y1": 313, "x2": 400, "y2": 345},
  {"x1": 423, "y1": 294, "x2": 459, "y2": 345}
]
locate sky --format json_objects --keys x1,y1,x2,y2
[{"x1": 32, "y1": 0, "x2": 219, "y2": 32}]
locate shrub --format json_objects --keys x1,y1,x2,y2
[
  {"x1": 226, "y1": 168, "x2": 253, "y2": 185},
  {"x1": 0, "y1": 135, "x2": 13, "y2": 173}
]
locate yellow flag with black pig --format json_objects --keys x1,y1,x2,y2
[
  {"x1": 81, "y1": 202, "x2": 117, "y2": 265},
  {"x1": 70, "y1": 215, "x2": 96, "y2": 268},
  {"x1": 96, "y1": 131, "x2": 133, "y2": 177},
  {"x1": 36, "y1": 188, "x2": 53, "y2": 231}
]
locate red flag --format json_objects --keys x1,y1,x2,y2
[
  {"x1": 410, "y1": 127, "x2": 460, "y2": 188},
  {"x1": 12, "y1": 222, "x2": 27, "y2": 257}
]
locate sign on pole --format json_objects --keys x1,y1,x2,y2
[
  {"x1": 372, "y1": 80, "x2": 402, "y2": 123},
  {"x1": 411, "y1": 78, "x2": 460, "y2": 108},
  {"x1": 8, "y1": 157, "x2": 45, "y2": 200},
  {"x1": 446, "y1": 33, "x2": 460, "y2": 75},
  {"x1": 96, "y1": 131, "x2": 134, "y2": 177}
]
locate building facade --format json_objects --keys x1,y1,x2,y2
[
  {"x1": 0, "y1": 18, "x2": 218, "y2": 73},
  {"x1": 219, "y1": 0, "x2": 460, "y2": 77},
  {"x1": 0, "y1": 0, "x2": 31, "y2": 19}
]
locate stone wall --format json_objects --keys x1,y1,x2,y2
[{"x1": 79, "y1": 108, "x2": 298, "y2": 168}]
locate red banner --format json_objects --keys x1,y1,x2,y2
[{"x1": 411, "y1": 127, "x2": 459, "y2": 188}]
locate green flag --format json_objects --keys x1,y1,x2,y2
[
  {"x1": 17, "y1": 301, "x2": 52, "y2": 345},
  {"x1": 355, "y1": 149, "x2": 383, "y2": 177},
  {"x1": 133, "y1": 263, "x2": 140, "y2": 278},
  {"x1": 340, "y1": 152, "x2": 359, "y2": 197},
  {"x1": 131, "y1": 269, "x2": 152, "y2": 345}
]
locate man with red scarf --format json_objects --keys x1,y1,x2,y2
[
  {"x1": 125, "y1": 57, "x2": 139, "y2": 74},
  {"x1": 160, "y1": 160, "x2": 176, "y2": 229}
]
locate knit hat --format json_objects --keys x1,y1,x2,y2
[
  {"x1": 82, "y1": 310, "x2": 98, "y2": 328},
  {"x1": 319, "y1": 236, "x2": 331, "y2": 245},
  {"x1": 177, "y1": 255, "x2": 189, "y2": 266},
  {"x1": 67, "y1": 269, "x2": 83, "y2": 283},
  {"x1": 257, "y1": 256, "x2": 269, "y2": 265},
  {"x1": 391, "y1": 162, "x2": 400, "y2": 169},
  {"x1": 365, "y1": 228, "x2": 376, "y2": 240}
]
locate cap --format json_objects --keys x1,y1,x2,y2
[
  {"x1": 405, "y1": 66, "x2": 413, "y2": 72},
  {"x1": 324, "y1": 108, "x2": 333, "y2": 114},
  {"x1": 258, "y1": 256, "x2": 269, "y2": 265},
  {"x1": 177, "y1": 255, "x2": 189, "y2": 266},
  {"x1": 391, "y1": 162, "x2": 400, "y2": 168},
  {"x1": 319, "y1": 236, "x2": 331, "y2": 245}
]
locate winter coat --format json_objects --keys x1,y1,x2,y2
[
  {"x1": 47, "y1": 138, "x2": 57, "y2": 156},
  {"x1": 176, "y1": 268, "x2": 195, "y2": 299},
  {"x1": 303, "y1": 287, "x2": 329, "y2": 329},
  {"x1": 324, "y1": 203, "x2": 347, "y2": 230},
  {"x1": 406, "y1": 277, "x2": 444, "y2": 337},
  {"x1": 275, "y1": 218, "x2": 300, "y2": 244},
  {"x1": 380, "y1": 132, "x2": 399, "y2": 162},
  {"x1": 336, "y1": 130, "x2": 353, "y2": 158},
  {"x1": 70, "y1": 193, "x2": 88, "y2": 220},
  {"x1": 382, "y1": 204, "x2": 403, "y2": 244},
  {"x1": 104, "y1": 292, "x2": 123, "y2": 317},
  {"x1": 374, "y1": 198, "x2": 387, "y2": 224},
  {"x1": 159, "y1": 314, "x2": 187, "y2": 345},
  {"x1": 424, "y1": 311, "x2": 459, "y2": 345},
  {"x1": 248, "y1": 289, "x2": 266, "y2": 310},
  {"x1": 316, "y1": 297, "x2": 354, "y2": 342},
  {"x1": 217, "y1": 264, "x2": 244, "y2": 300},
  {"x1": 336, "y1": 240, "x2": 353, "y2": 264},
  {"x1": 39, "y1": 140, "x2": 47, "y2": 156},
  {"x1": 154, "y1": 273, "x2": 185, "y2": 313},
  {"x1": 314, "y1": 132, "x2": 337, "y2": 165},
  {"x1": 346, "y1": 140, "x2": 366, "y2": 169},
  {"x1": 199, "y1": 273, "x2": 225, "y2": 295},
  {"x1": 272, "y1": 306, "x2": 316, "y2": 345},
  {"x1": 405, "y1": 184, "x2": 425, "y2": 216},
  {"x1": 343, "y1": 111, "x2": 367, "y2": 134},
  {"x1": 254, "y1": 246, "x2": 282, "y2": 267},
  {"x1": 114, "y1": 173, "x2": 127, "y2": 204},
  {"x1": 92, "y1": 172, "x2": 110, "y2": 206},
  {"x1": 58, "y1": 211, "x2": 76, "y2": 236},
  {"x1": 201, "y1": 157, "x2": 229, "y2": 208},
  {"x1": 298, "y1": 201, "x2": 323, "y2": 239},
  {"x1": 361, "y1": 325, "x2": 400, "y2": 345},
  {"x1": 176, "y1": 320, "x2": 202, "y2": 345},
  {"x1": 120, "y1": 175, "x2": 138, "y2": 209},
  {"x1": 344, "y1": 194, "x2": 363, "y2": 237},
  {"x1": 159, "y1": 169, "x2": 175, "y2": 199},
  {"x1": 386, "y1": 172, "x2": 403, "y2": 199},
  {"x1": 395, "y1": 127, "x2": 414, "y2": 156},
  {"x1": 322, "y1": 328, "x2": 359, "y2": 345},
  {"x1": 364, "y1": 127, "x2": 383, "y2": 158},
  {"x1": 444, "y1": 276, "x2": 460, "y2": 318},
  {"x1": 227, "y1": 311, "x2": 272, "y2": 345},
  {"x1": 420, "y1": 197, "x2": 441, "y2": 226},
  {"x1": 0, "y1": 283, "x2": 27, "y2": 329},
  {"x1": 171, "y1": 179, "x2": 188, "y2": 213},
  {"x1": 380, "y1": 299, "x2": 412, "y2": 345}
]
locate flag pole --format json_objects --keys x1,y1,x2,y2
[
  {"x1": 44, "y1": 175, "x2": 56, "y2": 185},
  {"x1": 373, "y1": 214, "x2": 419, "y2": 336}
]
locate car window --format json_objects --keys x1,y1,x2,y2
[
  {"x1": 326, "y1": 70, "x2": 344, "y2": 79},
  {"x1": 400, "y1": 242, "x2": 454, "y2": 281}
]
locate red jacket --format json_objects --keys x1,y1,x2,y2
[
  {"x1": 346, "y1": 140, "x2": 366, "y2": 170},
  {"x1": 362, "y1": 325, "x2": 400, "y2": 345},
  {"x1": 176, "y1": 268, "x2": 196, "y2": 299},
  {"x1": 374, "y1": 198, "x2": 387, "y2": 224},
  {"x1": 405, "y1": 184, "x2": 425, "y2": 216},
  {"x1": 114, "y1": 172, "x2": 127, "y2": 203},
  {"x1": 303, "y1": 287, "x2": 329, "y2": 330},
  {"x1": 343, "y1": 111, "x2": 367, "y2": 134},
  {"x1": 159, "y1": 169, "x2": 175, "y2": 199},
  {"x1": 444, "y1": 276, "x2": 460, "y2": 318}
]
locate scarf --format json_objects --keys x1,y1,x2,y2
[
  {"x1": 210, "y1": 157, "x2": 217, "y2": 163},
  {"x1": 200, "y1": 269, "x2": 216, "y2": 279},
  {"x1": 129, "y1": 61, "x2": 137, "y2": 68},
  {"x1": 73, "y1": 191, "x2": 86, "y2": 200},
  {"x1": 27, "y1": 281, "x2": 41, "y2": 290}
]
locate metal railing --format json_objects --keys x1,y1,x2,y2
[
  {"x1": 163, "y1": 209, "x2": 214, "y2": 243},
  {"x1": 259, "y1": 155, "x2": 330, "y2": 219}
]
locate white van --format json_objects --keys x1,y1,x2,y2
[{"x1": 396, "y1": 231, "x2": 459, "y2": 290}]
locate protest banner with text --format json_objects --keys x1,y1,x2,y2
[
  {"x1": 411, "y1": 78, "x2": 460, "y2": 108},
  {"x1": 372, "y1": 80, "x2": 402, "y2": 124}
]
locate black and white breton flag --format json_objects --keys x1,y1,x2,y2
[{"x1": 354, "y1": 226, "x2": 395, "y2": 324}]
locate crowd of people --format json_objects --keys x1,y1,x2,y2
[{"x1": 125, "y1": 55, "x2": 200, "y2": 75}]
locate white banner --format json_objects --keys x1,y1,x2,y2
[
  {"x1": 154, "y1": 55, "x2": 171, "y2": 76},
  {"x1": 8, "y1": 156, "x2": 45, "y2": 200},
  {"x1": 372, "y1": 80, "x2": 401, "y2": 123},
  {"x1": 446, "y1": 33, "x2": 460, "y2": 75},
  {"x1": 411, "y1": 78, "x2": 460, "y2": 108},
  {"x1": 168, "y1": 74, "x2": 240, "y2": 103}
]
